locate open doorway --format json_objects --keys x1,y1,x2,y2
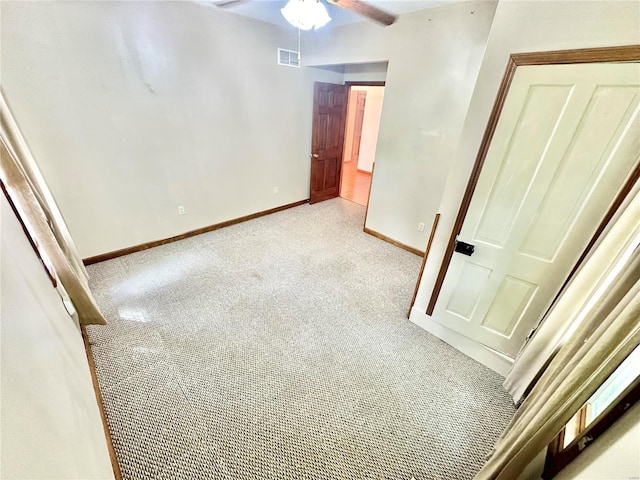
[{"x1": 340, "y1": 84, "x2": 385, "y2": 207}]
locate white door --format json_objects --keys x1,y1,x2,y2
[{"x1": 434, "y1": 63, "x2": 640, "y2": 358}]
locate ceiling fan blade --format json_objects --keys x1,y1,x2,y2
[
  {"x1": 327, "y1": 0, "x2": 396, "y2": 26},
  {"x1": 214, "y1": 0, "x2": 249, "y2": 8}
]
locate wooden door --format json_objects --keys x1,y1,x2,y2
[
  {"x1": 433, "y1": 63, "x2": 640, "y2": 358},
  {"x1": 351, "y1": 90, "x2": 367, "y2": 163},
  {"x1": 310, "y1": 82, "x2": 348, "y2": 204}
]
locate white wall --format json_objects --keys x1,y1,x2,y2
[
  {"x1": 0, "y1": 0, "x2": 342, "y2": 258},
  {"x1": 304, "y1": 1, "x2": 498, "y2": 249},
  {"x1": 0, "y1": 195, "x2": 114, "y2": 479},
  {"x1": 413, "y1": 0, "x2": 640, "y2": 314},
  {"x1": 356, "y1": 86, "x2": 384, "y2": 173}
]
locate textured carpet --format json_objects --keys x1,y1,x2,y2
[{"x1": 86, "y1": 198, "x2": 515, "y2": 480}]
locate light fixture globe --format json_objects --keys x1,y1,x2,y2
[{"x1": 281, "y1": 0, "x2": 331, "y2": 30}]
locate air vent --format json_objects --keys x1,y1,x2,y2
[{"x1": 278, "y1": 48, "x2": 300, "y2": 68}]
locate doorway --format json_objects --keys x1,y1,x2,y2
[{"x1": 339, "y1": 84, "x2": 385, "y2": 207}]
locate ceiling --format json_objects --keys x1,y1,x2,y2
[{"x1": 202, "y1": 0, "x2": 462, "y2": 29}]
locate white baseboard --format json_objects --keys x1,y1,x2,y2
[{"x1": 409, "y1": 307, "x2": 514, "y2": 377}]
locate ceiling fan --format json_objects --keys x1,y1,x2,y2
[{"x1": 213, "y1": 0, "x2": 397, "y2": 29}]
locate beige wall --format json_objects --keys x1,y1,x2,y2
[
  {"x1": 0, "y1": 0, "x2": 343, "y2": 258},
  {"x1": 0, "y1": 195, "x2": 114, "y2": 479},
  {"x1": 304, "y1": 1, "x2": 498, "y2": 248},
  {"x1": 413, "y1": 0, "x2": 640, "y2": 314},
  {"x1": 0, "y1": 1, "x2": 494, "y2": 257}
]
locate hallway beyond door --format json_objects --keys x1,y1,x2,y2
[
  {"x1": 339, "y1": 85, "x2": 384, "y2": 207},
  {"x1": 340, "y1": 159, "x2": 371, "y2": 206}
]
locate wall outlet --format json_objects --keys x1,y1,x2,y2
[
  {"x1": 418, "y1": 222, "x2": 425, "y2": 232},
  {"x1": 178, "y1": 205, "x2": 186, "y2": 215},
  {"x1": 273, "y1": 186, "x2": 279, "y2": 194}
]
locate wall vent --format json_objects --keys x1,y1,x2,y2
[{"x1": 278, "y1": 48, "x2": 300, "y2": 68}]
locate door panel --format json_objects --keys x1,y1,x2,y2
[
  {"x1": 518, "y1": 85, "x2": 640, "y2": 261},
  {"x1": 434, "y1": 63, "x2": 640, "y2": 358},
  {"x1": 481, "y1": 276, "x2": 536, "y2": 337},
  {"x1": 445, "y1": 261, "x2": 492, "y2": 320},
  {"x1": 351, "y1": 91, "x2": 367, "y2": 163},
  {"x1": 474, "y1": 86, "x2": 573, "y2": 247},
  {"x1": 310, "y1": 82, "x2": 348, "y2": 204}
]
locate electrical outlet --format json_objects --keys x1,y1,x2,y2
[
  {"x1": 273, "y1": 186, "x2": 279, "y2": 194},
  {"x1": 418, "y1": 222, "x2": 425, "y2": 232},
  {"x1": 178, "y1": 205, "x2": 186, "y2": 215}
]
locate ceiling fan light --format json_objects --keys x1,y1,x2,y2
[
  {"x1": 281, "y1": 0, "x2": 331, "y2": 31},
  {"x1": 310, "y1": 0, "x2": 331, "y2": 29}
]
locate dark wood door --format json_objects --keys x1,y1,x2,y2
[{"x1": 310, "y1": 82, "x2": 348, "y2": 204}]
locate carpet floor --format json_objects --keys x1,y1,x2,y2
[{"x1": 86, "y1": 198, "x2": 516, "y2": 480}]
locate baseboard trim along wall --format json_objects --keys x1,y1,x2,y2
[
  {"x1": 81, "y1": 326, "x2": 123, "y2": 480},
  {"x1": 363, "y1": 227, "x2": 423, "y2": 257},
  {"x1": 408, "y1": 307, "x2": 514, "y2": 377},
  {"x1": 84, "y1": 199, "x2": 310, "y2": 265}
]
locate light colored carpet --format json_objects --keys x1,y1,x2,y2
[{"x1": 86, "y1": 198, "x2": 515, "y2": 480}]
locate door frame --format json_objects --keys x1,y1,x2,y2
[
  {"x1": 425, "y1": 45, "x2": 640, "y2": 316},
  {"x1": 342, "y1": 81, "x2": 385, "y2": 226}
]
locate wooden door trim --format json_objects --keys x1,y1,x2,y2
[
  {"x1": 344, "y1": 81, "x2": 386, "y2": 87},
  {"x1": 426, "y1": 44, "x2": 640, "y2": 316},
  {"x1": 510, "y1": 44, "x2": 640, "y2": 66},
  {"x1": 425, "y1": 52, "x2": 519, "y2": 315},
  {"x1": 83, "y1": 199, "x2": 309, "y2": 265},
  {"x1": 362, "y1": 162, "x2": 375, "y2": 227},
  {"x1": 408, "y1": 213, "x2": 440, "y2": 318},
  {"x1": 363, "y1": 226, "x2": 423, "y2": 256}
]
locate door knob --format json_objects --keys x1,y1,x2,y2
[
  {"x1": 310, "y1": 153, "x2": 319, "y2": 158},
  {"x1": 455, "y1": 240, "x2": 475, "y2": 256}
]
